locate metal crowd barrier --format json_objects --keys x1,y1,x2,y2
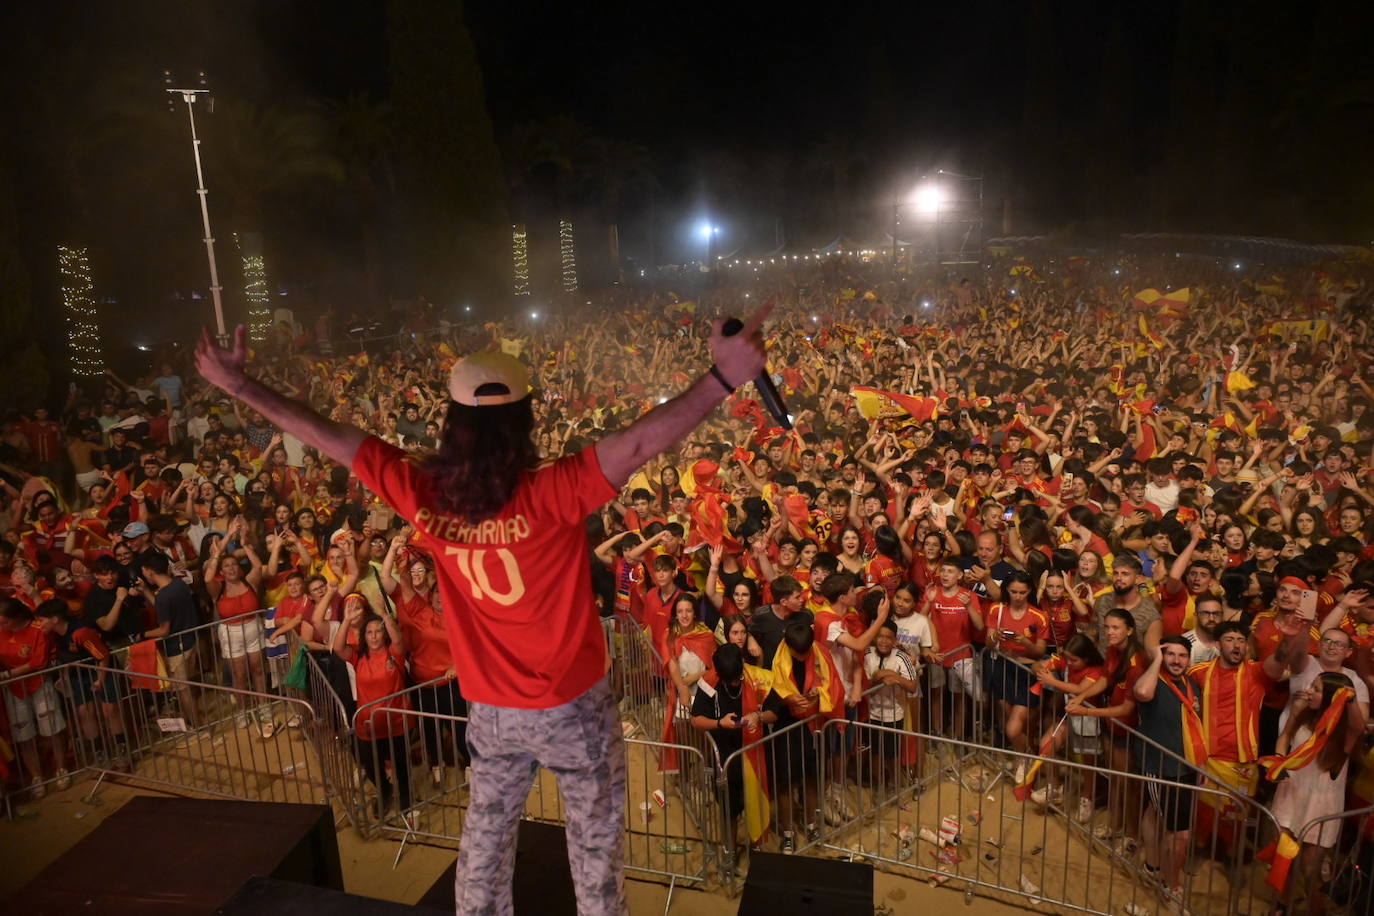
[
  {"x1": 711, "y1": 642, "x2": 1291, "y2": 915},
  {"x1": 1291, "y1": 804, "x2": 1373, "y2": 914},
  {"x1": 104, "y1": 607, "x2": 273, "y2": 695},
  {"x1": 0, "y1": 607, "x2": 294, "y2": 814},
  {"x1": 0, "y1": 650, "x2": 323, "y2": 815}
]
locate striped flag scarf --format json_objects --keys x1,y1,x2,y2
[{"x1": 1259, "y1": 686, "x2": 1355, "y2": 780}]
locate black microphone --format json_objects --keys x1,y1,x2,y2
[{"x1": 721, "y1": 317, "x2": 792, "y2": 430}]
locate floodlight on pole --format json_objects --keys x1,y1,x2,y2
[{"x1": 913, "y1": 182, "x2": 944, "y2": 214}]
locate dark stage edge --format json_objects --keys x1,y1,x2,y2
[
  {"x1": 217, "y1": 875, "x2": 449, "y2": 915},
  {"x1": 5, "y1": 796, "x2": 342, "y2": 915},
  {"x1": 738, "y1": 851, "x2": 873, "y2": 914},
  {"x1": 418, "y1": 820, "x2": 577, "y2": 914}
]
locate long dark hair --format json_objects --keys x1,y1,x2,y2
[
  {"x1": 1298, "y1": 672, "x2": 1355, "y2": 774},
  {"x1": 1104, "y1": 608, "x2": 1143, "y2": 691},
  {"x1": 424, "y1": 398, "x2": 538, "y2": 521}
]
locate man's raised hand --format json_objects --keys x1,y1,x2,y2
[
  {"x1": 709, "y1": 302, "x2": 772, "y2": 389},
  {"x1": 196, "y1": 324, "x2": 249, "y2": 396}
]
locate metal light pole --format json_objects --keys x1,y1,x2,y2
[
  {"x1": 891, "y1": 201, "x2": 899, "y2": 278},
  {"x1": 164, "y1": 70, "x2": 226, "y2": 343}
]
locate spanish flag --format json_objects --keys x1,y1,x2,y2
[
  {"x1": 1258, "y1": 687, "x2": 1355, "y2": 780},
  {"x1": 1210, "y1": 413, "x2": 1243, "y2": 435},
  {"x1": 1015, "y1": 712, "x2": 1070, "y2": 801},
  {"x1": 782, "y1": 492, "x2": 818, "y2": 541},
  {"x1": 1256, "y1": 831, "x2": 1302, "y2": 893},
  {"x1": 1161, "y1": 675, "x2": 1208, "y2": 766},
  {"x1": 1132, "y1": 287, "x2": 1192, "y2": 319},
  {"x1": 128, "y1": 640, "x2": 171, "y2": 692},
  {"x1": 659, "y1": 625, "x2": 717, "y2": 775},
  {"x1": 851, "y1": 387, "x2": 939, "y2": 422},
  {"x1": 1138, "y1": 314, "x2": 1164, "y2": 349},
  {"x1": 771, "y1": 641, "x2": 845, "y2": 733},
  {"x1": 684, "y1": 461, "x2": 740, "y2": 553}
]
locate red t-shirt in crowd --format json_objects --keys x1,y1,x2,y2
[
  {"x1": 0, "y1": 621, "x2": 52, "y2": 698},
  {"x1": 925, "y1": 586, "x2": 978, "y2": 665},
  {"x1": 352, "y1": 436, "x2": 616, "y2": 709},
  {"x1": 348, "y1": 644, "x2": 410, "y2": 739},
  {"x1": 391, "y1": 585, "x2": 452, "y2": 682}
]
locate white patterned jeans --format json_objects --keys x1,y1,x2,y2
[{"x1": 453, "y1": 677, "x2": 627, "y2": 916}]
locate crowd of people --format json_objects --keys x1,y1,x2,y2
[{"x1": 2, "y1": 247, "x2": 1374, "y2": 911}]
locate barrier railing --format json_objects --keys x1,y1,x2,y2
[
  {"x1": 798, "y1": 717, "x2": 1283, "y2": 916},
  {"x1": 297, "y1": 644, "x2": 369, "y2": 828},
  {"x1": 60, "y1": 661, "x2": 322, "y2": 806},
  {"x1": 7, "y1": 601, "x2": 1365, "y2": 913},
  {"x1": 106, "y1": 607, "x2": 274, "y2": 695},
  {"x1": 1292, "y1": 804, "x2": 1373, "y2": 915},
  {"x1": 1, "y1": 658, "x2": 92, "y2": 814}
]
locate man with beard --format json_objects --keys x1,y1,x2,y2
[
  {"x1": 1133, "y1": 636, "x2": 1204, "y2": 900},
  {"x1": 1091, "y1": 553, "x2": 1161, "y2": 653},
  {"x1": 1181, "y1": 596, "x2": 1222, "y2": 665},
  {"x1": 1188, "y1": 618, "x2": 1307, "y2": 845}
]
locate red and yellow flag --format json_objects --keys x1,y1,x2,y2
[
  {"x1": 1258, "y1": 686, "x2": 1355, "y2": 780},
  {"x1": 1137, "y1": 314, "x2": 1164, "y2": 349},
  {"x1": 128, "y1": 640, "x2": 171, "y2": 692},
  {"x1": 851, "y1": 387, "x2": 939, "y2": 422},
  {"x1": 1256, "y1": 831, "x2": 1302, "y2": 893},
  {"x1": 771, "y1": 642, "x2": 845, "y2": 733}
]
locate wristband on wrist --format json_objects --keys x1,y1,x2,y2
[{"x1": 708, "y1": 364, "x2": 736, "y2": 395}]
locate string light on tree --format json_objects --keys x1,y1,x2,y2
[
  {"x1": 235, "y1": 233, "x2": 271, "y2": 343},
  {"x1": 559, "y1": 219, "x2": 578, "y2": 293},
  {"x1": 58, "y1": 245, "x2": 105, "y2": 377},
  {"x1": 512, "y1": 224, "x2": 530, "y2": 297}
]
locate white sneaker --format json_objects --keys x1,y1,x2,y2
[
  {"x1": 1076, "y1": 798, "x2": 1094, "y2": 823},
  {"x1": 1014, "y1": 760, "x2": 1027, "y2": 785},
  {"x1": 1029, "y1": 786, "x2": 1049, "y2": 806},
  {"x1": 54, "y1": 768, "x2": 72, "y2": 791},
  {"x1": 431, "y1": 765, "x2": 444, "y2": 788},
  {"x1": 30, "y1": 777, "x2": 46, "y2": 800},
  {"x1": 1020, "y1": 874, "x2": 1041, "y2": 903}
]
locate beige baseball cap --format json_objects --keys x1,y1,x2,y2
[{"x1": 447, "y1": 351, "x2": 530, "y2": 406}]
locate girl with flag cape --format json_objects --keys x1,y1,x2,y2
[
  {"x1": 660, "y1": 595, "x2": 717, "y2": 775},
  {"x1": 1258, "y1": 672, "x2": 1358, "y2": 911}
]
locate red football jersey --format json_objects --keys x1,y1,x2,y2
[{"x1": 353, "y1": 436, "x2": 615, "y2": 708}]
